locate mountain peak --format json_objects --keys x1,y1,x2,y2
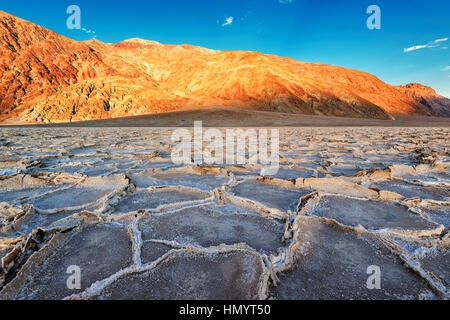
[
  {"x1": 398, "y1": 83, "x2": 438, "y2": 96},
  {"x1": 0, "y1": 10, "x2": 65, "y2": 52},
  {"x1": 0, "y1": 10, "x2": 15, "y2": 18},
  {"x1": 121, "y1": 38, "x2": 162, "y2": 45},
  {"x1": 396, "y1": 83, "x2": 450, "y2": 117},
  {"x1": 113, "y1": 38, "x2": 163, "y2": 49}
]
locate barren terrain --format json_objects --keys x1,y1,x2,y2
[
  {"x1": 0, "y1": 126, "x2": 448, "y2": 300},
  {"x1": 2, "y1": 109, "x2": 450, "y2": 128}
]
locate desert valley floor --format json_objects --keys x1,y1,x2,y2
[{"x1": 0, "y1": 126, "x2": 449, "y2": 300}]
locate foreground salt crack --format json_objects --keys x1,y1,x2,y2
[{"x1": 0, "y1": 127, "x2": 448, "y2": 300}]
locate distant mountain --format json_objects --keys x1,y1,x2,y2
[
  {"x1": 396, "y1": 83, "x2": 450, "y2": 117},
  {"x1": 0, "y1": 11, "x2": 446, "y2": 124}
]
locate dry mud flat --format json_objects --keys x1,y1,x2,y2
[{"x1": 0, "y1": 127, "x2": 448, "y2": 300}]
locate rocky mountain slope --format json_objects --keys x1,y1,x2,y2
[
  {"x1": 0, "y1": 11, "x2": 447, "y2": 124},
  {"x1": 396, "y1": 83, "x2": 450, "y2": 117}
]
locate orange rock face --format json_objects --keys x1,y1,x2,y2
[
  {"x1": 0, "y1": 11, "x2": 447, "y2": 124},
  {"x1": 396, "y1": 83, "x2": 450, "y2": 117}
]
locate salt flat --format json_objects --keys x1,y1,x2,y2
[{"x1": 0, "y1": 127, "x2": 448, "y2": 300}]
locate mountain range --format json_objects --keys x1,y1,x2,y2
[{"x1": 0, "y1": 11, "x2": 449, "y2": 124}]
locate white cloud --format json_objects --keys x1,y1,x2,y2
[
  {"x1": 404, "y1": 45, "x2": 427, "y2": 53},
  {"x1": 222, "y1": 16, "x2": 233, "y2": 27},
  {"x1": 404, "y1": 38, "x2": 448, "y2": 53},
  {"x1": 442, "y1": 66, "x2": 450, "y2": 71},
  {"x1": 80, "y1": 27, "x2": 96, "y2": 39}
]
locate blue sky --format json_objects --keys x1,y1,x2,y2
[{"x1": 2, "y1": 0, "x2": 449, "y2": 97}]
